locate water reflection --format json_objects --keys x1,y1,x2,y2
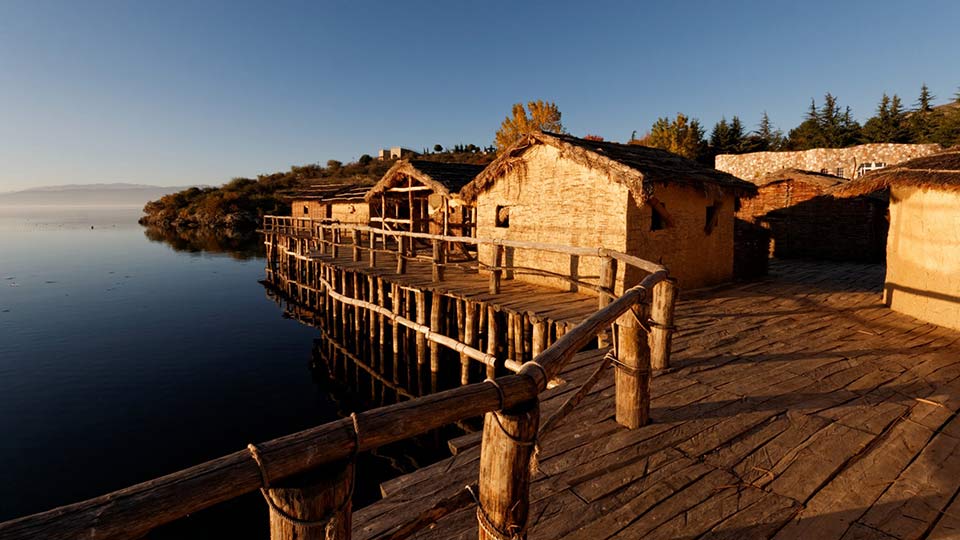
[{"x1": 142, "y1": 226, "x2": 264, "y2": 259}]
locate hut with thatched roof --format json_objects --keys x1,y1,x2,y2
[
  {"x1": 831, "y1": 147, "x2": 960, "y2": 330},
  {"x1": 289, "y1": 184, "x2": 371, "y2": 224},
  {"x1": 460, "y1": 132, "x2": 757, "y2": 290},
  {"x1": 737, "y1": 168, "x2": 887, "y2": 262},
  {"x1": 365, "y1": 160, "x2": 485, "y2": 236}
]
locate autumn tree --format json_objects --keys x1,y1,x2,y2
[
  {"x1": 633, "y1": 113, "x2": 707, "y2": 161},
  {"x1": 494, "y1": 100, "x2": 564, "y2": 152}
]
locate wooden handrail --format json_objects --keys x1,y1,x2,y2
[{"x1": 0, "y1": 219, "x2": 671, "y2": 540}]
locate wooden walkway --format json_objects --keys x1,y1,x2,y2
[{"x1": 353, "y1": 259, "x2": 960, "y2": 540}]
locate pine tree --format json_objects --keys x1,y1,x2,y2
[{"x1": 916, "y1": 84, "x2": 935, "y2": 112}]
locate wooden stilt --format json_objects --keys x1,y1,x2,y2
[
  {"x1": 432, "y1": 239, "x2": 443, "y2": 281},
  {"x1": 266, "y1": 460, "x2": 353, "y2": 540},
  {"x1": 415, "y1": 291, "x2": 428, "y2": 383},
  {"x1": 485, "y1": 305, "x2": 499, "y2": 380},
  {"x1": 597, "y1": 256, "x2": 618, "y2": 347},
  {"x1": 429, "y1": 293, "x2": 442, "y2": 392},
  {"x1": 531, "y1": 318, "x2": 547, "y2": 358},
  {"x1": 459, "y1": 300, "x2": 472, "y2": 386},
  {"x1": 489, "y1": 245, "x2": 503, "y2": 294}
]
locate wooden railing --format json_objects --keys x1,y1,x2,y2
[{"x1": 0, "y1": 216, "x2": 677, "y2": 540}]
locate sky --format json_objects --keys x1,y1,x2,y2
[{"x1": 1, "y1": 0, "x2": 958, "y2": 191}]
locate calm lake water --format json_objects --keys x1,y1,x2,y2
[{"x1": 0, "y1": 206, "x2": 403, "y2": 537}]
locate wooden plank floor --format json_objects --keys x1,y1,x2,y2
[{"x1": 352, "y1": 259, "x2": 960, "y2": 540}]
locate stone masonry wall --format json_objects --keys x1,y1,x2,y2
[{"x1": 716, "y1": 144, "x2": 942, "y2": 182}]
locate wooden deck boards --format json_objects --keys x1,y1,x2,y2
[{"x1": 352, "y1": 260, "x2": 960, "y2": 539}]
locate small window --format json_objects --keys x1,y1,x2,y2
[
  {"x1": 820, "y1": 168, "x2": 830, "y2": 174},
  {"x1": 650, "y1": 206, "x2": 665, "y2": 231},
  {"x1": 704, "y1": 203, "x2": 720, "y2": 235},
  {"x1": 303, "y1": 205, "x2": 309, "y2": 215},
  {"x1": 835, "y1": 167, "x2": 844, "y2": 178},
  {"x1": 495, "y1": 205, "x2": 510, "y2": 228}
]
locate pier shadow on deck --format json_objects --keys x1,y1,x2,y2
[{"x1": 353, "y1": 259, "x2": 960, "y2": 540}]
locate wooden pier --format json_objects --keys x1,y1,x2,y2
[{"x1": 4, "y1": 216, "x2": 960, "y2": 540}]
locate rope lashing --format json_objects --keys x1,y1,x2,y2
[
  {"x1": 247, "y1": 412, "x2": 361, "y2": 529},
  {"x1": 484, "y1": 378, "x2": 506, "y2": 410},
  {"x1": 465, "y1": 484, "x2": 526, "y2": 540}
]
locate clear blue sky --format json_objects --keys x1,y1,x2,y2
[{"x1": 1, "y1": 0, "x2": 958, "y2": 191}]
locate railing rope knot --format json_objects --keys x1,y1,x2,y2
[
  {"x1": 245, "y1": 412, "x2": 362, "y2": 530},
  {"x1": 465, "y1": 484, "x2": 526, "y2": 540},
  {"x1": 483, "y1": 378, "x2": 506, "y2": 410}
]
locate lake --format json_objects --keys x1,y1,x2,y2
[{"x1": 0, "y1": 206, "x2": 417, "y2": 537}]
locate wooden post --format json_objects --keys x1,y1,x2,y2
[
  {"x1": 369, "y1": 231, "x2": 376, "y2": 268},
  {"x1": 396, "y1": 235, "x2": 406, "y2": 274},
  {"x1": 597, "y1": 256, "x2": 618, "y2": 347},
  {"x1": 415, "y1": 291, "x2": 428, "y2": 380},
  {"x1": 489, "y1": 245, "x2": 504, "y2": 294},
  {"x1": 429, "y1": 293, "x2": 442, "y2": 392},
  {"x1": 649, "y1": 278, "x2": 678, "y2": 371},
  {"x1": 615, "y1": 304, "x2": 652, "y2": 429},
  {"x1": 506, "y1": 313, "x2": 516, "y2": 364},
  {"x1": 531, "y1": 318, "x2": 547, "y2": 358},
  {"x1": 266, "y1": 460, "x2": 353, "y2": 540},
  {"x1": 432, "y1": 239, "x2": 444, "y2": 282},
  {"x1": 485, "y1": 305, "x2": 499, "y2": 380},
  {"x1": 352, "y1": 230, "x2": 361, "y2": 262},
  {"x1": 460, "y1": 300, "x2": 473, "y2": 386},
  {"x1": 391, "y1": 283, "x2": 401, "y2": 384},
  {"x1": 477, "y1": 400, "x2": 539, "y2": 540},
  {"x1": 331, "y1": 229, "x2": 339, "y2": 259}
]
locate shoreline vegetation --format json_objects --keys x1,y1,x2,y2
[{"x1": 138, "y1": 147, "x2": 494, "y2": 233}]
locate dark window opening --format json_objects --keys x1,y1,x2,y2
[
  {"x1": 495, "y1": 205, "x2": 510, "y2": 228},
  {"x1": 303, "y1": 205, "x2": 309, "y2": 215},
  {"x1": 705, "y1": 203, "x2": 719, "y2": 235},
  {"x1": 734, "y1": 197, "x2": 742, "y2": 212},
  {"x1": 651, "y1": 206, "x2": 666, "y2": 231}
]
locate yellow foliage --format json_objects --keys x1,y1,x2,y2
[{"x1": 494, "y1": 100, "x2": 564, "y2": 152}]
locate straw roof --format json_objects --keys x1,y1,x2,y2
[
  {"x1": 460, "y1": 131, "x2": 757, "y2": 204},
  {"x1": 285, "y1": 183, "x2": 369, "y2": 203},
  {"x1": 365, "y1": 160, "x2": 485, "y2": 202},
  {"x1": 831, "y1": 147, "x2": 960, "y2": 198},
  {"x1": 758, "y1": 168, "x2": 847, "y2": 190}
]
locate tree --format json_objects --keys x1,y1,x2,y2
[
  {"x1": 433, "y1": 144, "x2": 443, "y2": 152},
  {"x1": 358, "y1": 154, "x2": 373, "y2": 165},
  {"x1": 709, "y1": 116, "x2": 745, "y2": 155},
  {"x1": 633, "y1": 113, "x2": 707, "y2": 161},
  {"x1": 326, "y1": 159, "x2": 342, "y2": 170},
  {"x1": 494, "y1": 100, "x2": 564, "y2": 152},
  {"x1": 909, "y1": 84, "x2": 942, "y2": 143},
  {"x1": 742, "y1": 111, "x2": 785, "y2": 151},
  {"x1": 786, "y1": 94, "x2": 861, "y2": 149},
  {"x1": 863, "y1": 93, "x2": 908, "y2": 143}
]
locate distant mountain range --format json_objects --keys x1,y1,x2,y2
[{"x1": 0, "y1": 183, "x2": 193, "y2": 207}]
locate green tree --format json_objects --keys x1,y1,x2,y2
[
  {"x1": 787, "y1": 94, "x2": 861, "y2": 149},
  {"x1": 634, "y1": 113, "x2": 707, "y2": 160},
  {"x1": 358, "y1": 154, "x2": 373, "y2": 165},
  {"x1": 909, "y1": 84, "x2": 942, "y2": 143},
  {"x1": 494, "y1": 100, "x2": 564, "y2": 152},
  {"x1": 742, "y1": 111, "x2": 785, "y2": 151},
  {"x1": 433, "y1": 144, "x2": 443, "y2": 152},
  {"x1": 326, "y1": 159, "x2": 342, "y2": 170},
  {"x1": 863, "y1": 93, "x2": 908, "y2": 143},
  {"x1": 709, "y1": 115, "x2": 745, "y2": 155}
]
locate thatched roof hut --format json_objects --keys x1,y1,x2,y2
[
  {"x1": 288, "y1": 184, "x2": 370, "y2": 223},
  {"x1": 367, "y1": 160, "x2": 485, "y2": 235},
  {"x1": 831, "y1": 147, "x2": 960, "y2": 330},
  {"x1": 461, "y1": 131, "x2": 756, "y2": 290},
  {"x1": 737, "y1": 169, "x2": 886, "y2": 262}
]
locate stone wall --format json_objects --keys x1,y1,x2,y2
[
  {"x1": 884, "y1": 186, "x2": 960, "y2": 330},
  {"x1": 716, "y1": 144, "x2": 942, "y2": 182}
]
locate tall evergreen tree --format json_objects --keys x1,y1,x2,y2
[
  {"x1": 916, "y1": 83, "x2": 935, "y2": 112},
  {"x1": 909, "y1": 84, "x2": 942, "y2": 143}
]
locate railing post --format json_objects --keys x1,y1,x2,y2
[
  {"x1": 352, "y1": 230, "x2": 361, "y2": 262},
  {"x1": 597, "y1": 256, "x2": 618, "y2": 347},
  {"x1": 369, "y1": 231, "x2": 377, "y2": 268},
  {"x1": 319, "y1": 226, "x2": 326, "y2": 256},
  {"x1": 649, "y1": 278, "x2": 677, "y2": 371},
  {"x1": 432, "y1": 239, "x2": 444, "y2": 281},
  {"x1": 332, "y1": 229, "x2": 340, "y2": 259},
  {"x1": 489, "y1": 245, "x2": 503, "y2": 294},
  {"x1": 477, "y1": 399, "x2": 539, "y2": 540},
  {"x1": 396, "y1": 235, "x2": 406, "y2": 274},
  {"x1": 614, "y1": 302, "x2": 652, "y2": 429},
  {"x1": 266, "y1": 460, "x2": 354, "y2": 540}
]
